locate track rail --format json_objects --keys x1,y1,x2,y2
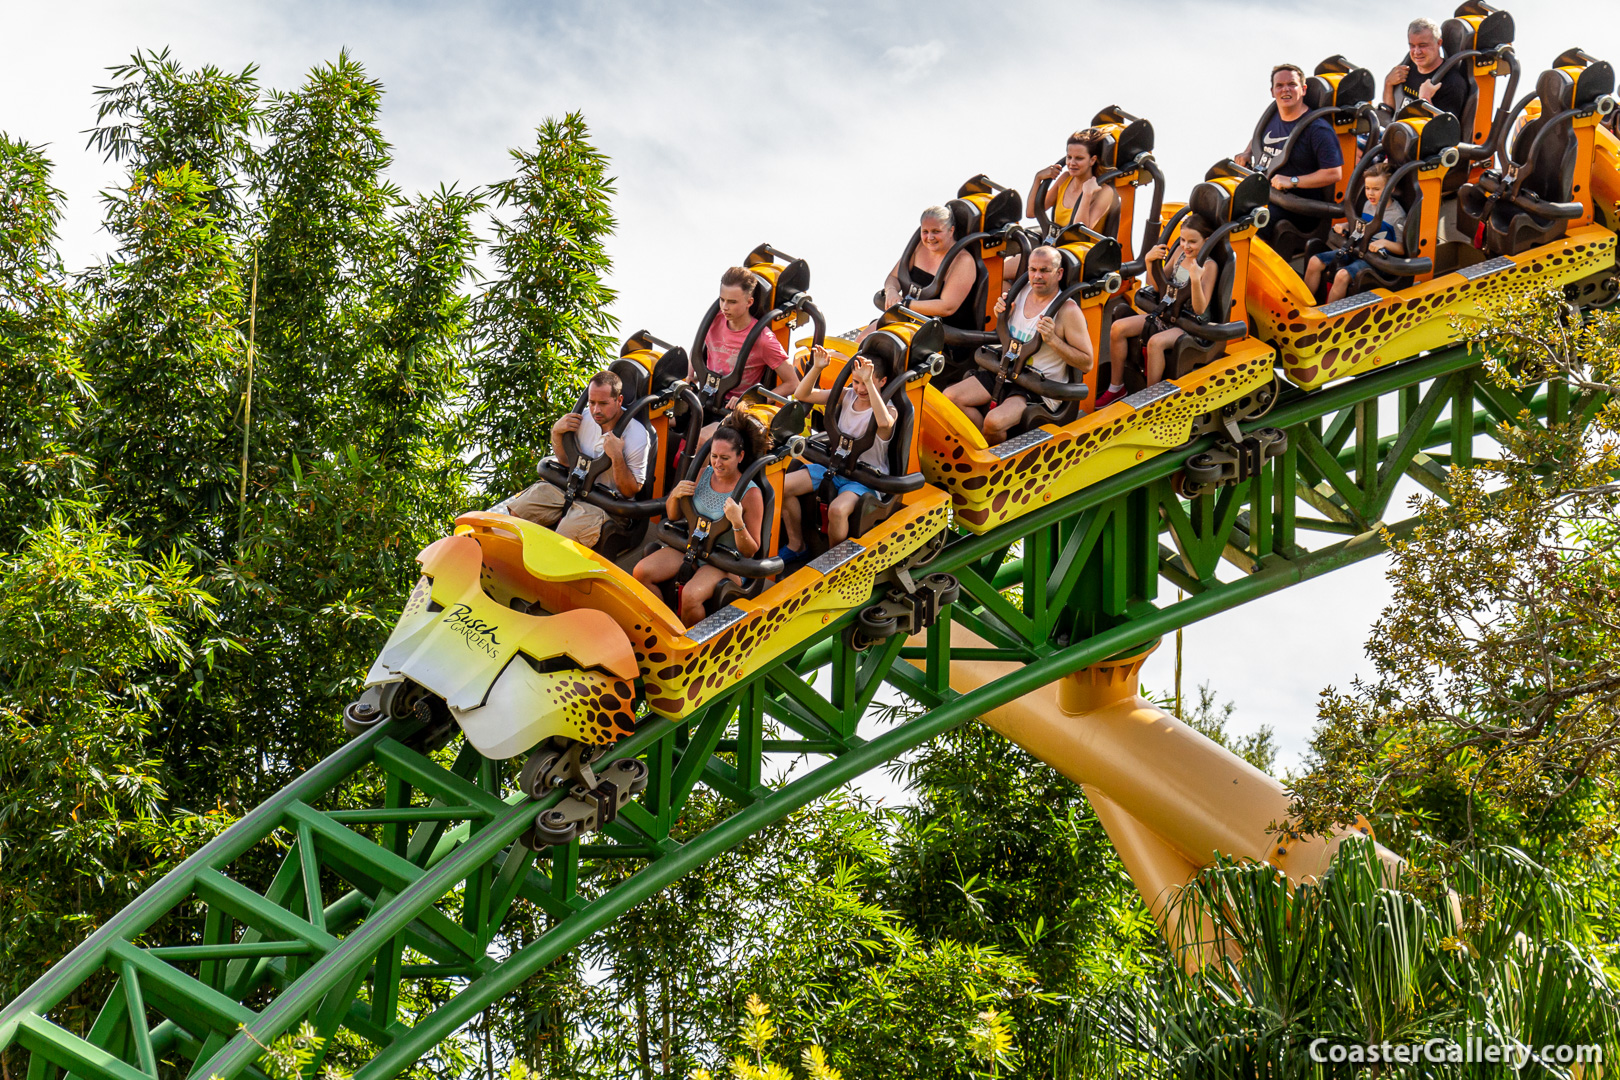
[{"x1": 2, "y1": 345, "x2": 1598, "y2": 1080}]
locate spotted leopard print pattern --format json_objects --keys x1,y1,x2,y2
[
  {"x1": 922, "y1": 345, "x2": 1276, "y2": 532},
  {"x1": 634, "y1": 492, "x2": 952, "y2": 718},
  {"x1": 1255, "y1": 228, "x2": 1616, "y2": 390}
]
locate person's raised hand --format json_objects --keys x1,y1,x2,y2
[
  {"x1": 810, "y1": 344, "x2": 832, "y2": 371},
  {"x1": 1037, "y1": 163, "x2": 1062, "y2": 182},
  {"x1": 602, "y1": 431, "x2": 624, "y2": 461},
  {"x1": 722, "y1": 496, "x2": 745, "y2": 528},
  {"x1": 993, "y1": 292, "x2": 1008, "y2": 317},
  {"x1": 853, "y1": 356, "x2": 878, "y2": 389},
  {"x1": 1146, "y1": 243, "x2": 1168, "y2": 263},
  {"x1": 672, "y1": 479, "x2": 697, "y2": 499},
  {"x1": 1036, "y1": 314, "x2": 1057, "y2": 342},
  {"x1": 1418, "y1": 79, "x2": 1438, "y2": 102},
  {"x1": 1386, "y1": 63, "x2": 1410, "y2": 90},
  {"x1": 553, "y1": 412, "x2": 583, "y2": 435}
]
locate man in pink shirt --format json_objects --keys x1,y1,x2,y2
[{"x1": 699, "y1": 266, "x2": 800, "y2": 410}]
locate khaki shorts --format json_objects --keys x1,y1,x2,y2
[{"x1": 503, "y1": 481, "x2": 610, "y2": 547}]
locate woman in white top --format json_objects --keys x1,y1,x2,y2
[{"x1": 779, "y1": 346, "x2": 896, "y2": 557}]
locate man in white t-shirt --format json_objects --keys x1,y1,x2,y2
[{"x1": 497, "y1": 371, "x2": 650, "y2": 547}]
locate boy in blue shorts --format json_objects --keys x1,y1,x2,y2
[
  {"x1": 1305, "y1": 162, "x2": 1407, "y2": 304},
  {"x1": 779, "y1": 345, "x2": 896, "y2": 559}
]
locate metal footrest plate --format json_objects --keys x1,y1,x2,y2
[
  {"x1": 685, "y1": 604, "x2": 747, "y2": 644},
  {"x1": 808, "y1": 539, "x2": 865, "y2": 575},
  {"x1": 990, "y1": 429, "x2": 1054, "y2": 459}
]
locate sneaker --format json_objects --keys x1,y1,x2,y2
[
  {"x1": 1095, "y1": 386, "x2": 1128, "y2": 408},
  {"x1": 778, "y1": 546, "x2": 805, "y2": 564}
]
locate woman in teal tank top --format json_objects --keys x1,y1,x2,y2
[{"x1": 632, "y1": 423, "x2": 767, "y2": 629}]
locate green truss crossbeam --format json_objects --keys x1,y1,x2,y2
[{"x1": 2, "y1": 345, "x2": 1598, "y2": 1080}]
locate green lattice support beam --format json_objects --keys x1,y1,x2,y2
[{"x1": 3, "y1": 345, "x2": 1596, "y2": 1080}]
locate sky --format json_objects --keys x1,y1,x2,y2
[{"x1": 6, "y1": 0, "x2": 1617, "y2": 779}]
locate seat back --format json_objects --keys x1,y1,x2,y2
[
  {"x1": 1443, "y1": 3, "x2": 1517, "y2": 144},
  {"x1": 950, "y1": 175, "x2": 1022, "y2": 329},
  {"x1": 1384, "y1": 108, "x2": 1462, "y2": 269},
  {"x1": 1311, "y1": 57, "x2": 1378, "y2": 200},
  {"x1": 1091, "y1": 107, "x2": 1161, "y2": 261},
  {"x1": 1511, "y1": 63, "x2": 1613, "y2": 205},
  {"x1": 1184, "y1": 183, "x2": 1238, "y2": 324}
]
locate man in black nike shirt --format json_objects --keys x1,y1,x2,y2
[{"x1": 1236, "y1": 64, "x2": 1344, "y2": 244}]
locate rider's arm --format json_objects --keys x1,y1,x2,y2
[
  {"x1": 1026, "y1": 169, "x2": 1060, "y2": 219},
  {"x1": 607, "y1": 432, "x2": 640, "y2": 497},
  {"x1": 1188, "y1": 258, "x2": 1218, "y2": 316},
  {"x1": 870, "y1": 386, "x2": 897, "y2": 440},
  {"x1": 1295, "y1": 124, "x2": 1344, "y2": 190},
  {"x1": 765, "y1": 340, "x2": 800, "y2": 395},
  {"x1": 1294, "y1": 164, "x2": 1343, "y2": 191},
  {"x1": 1044, "y1": 303, "x2": 1094, "y2": 372},
  {"x1": 735, "y1": 488, "x2": 764, "y2": 557},
  {"x1": 1081, "y1": 186, "x2": 1118, "y2": 233},
  {"x1": 550, "y1": 412, "x2": 579, "y2": 461},
  {"x1": 793, "y1": 366, "x2": 833, "y2": 405},
  {"x1": 883, "y1": 260, "x2": 903, "y2": 308}
]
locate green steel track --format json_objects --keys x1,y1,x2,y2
[{"x1": 1, "y1": 345, "x2": 1599, "y2": 1080}]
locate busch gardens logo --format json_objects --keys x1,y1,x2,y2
[{"x1": 443, "y1": 604, "x2": 501, "y2": 658}]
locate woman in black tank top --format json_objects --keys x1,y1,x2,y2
[{"x1": 881, "y1": 207, "x2": 981, "y2": 332}]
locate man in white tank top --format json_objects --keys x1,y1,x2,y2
[{"x1": 942, "y1": 246, "x2": 1093, "y2": 446}]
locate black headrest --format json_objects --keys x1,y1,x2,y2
[
  {"x1": 1441, "y1": 18, "x2": 1471, "y2": 56},
  {"x1": 1536, "y1": 68, "x2": 1576, "y2": 114},
  {"x1": 1188, "y1": 182, "x2": 1228, "y2": 226},
  {"x1": 855, "y1": 332, "x2": 905, "y2": 382},
  {"x1": 1053, "y1": 232, "x2": 1123, "y2": 282},
  {"x1": 746, "y1": 268, "x2": 773, "y2": 320},
  {"x1": 1383, "y1": 111, "x2": 1463, "y2": 164},
  {"x1": 946, "y1": 198, "x2": 975, "y2": 238},
  {"x1": 746, "y1": 246, "x2": 811, "y2": 306},
  {"x1": 608, "y1": 358, "x2": 648, "y2": 403},
  {"x1": 1443, "y1": 8, "x2": 1514, "y2": 54},
  {"x1": 1094, "y1": 132, "x2": 1119, "y2": 169},
  {"x1": 1304, "y1": 76, "x2": 1334, "y2": 111},
  {"x1": 1116, "y1": 118, "x2": 1154, "y2": 162},
  {"x1": 1305, "y1": 60, "x2": 1375, "y2": 110},
  {"x1": 1228, "y1": 172, "x2": 1270, "y2": 220},
  {"x1": 1571, "y1": 61, "x2": 1616, "y2": 108}
]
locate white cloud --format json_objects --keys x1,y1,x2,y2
[{"x1": 882, "y1": 39, "x2": 945, "y2": 82}]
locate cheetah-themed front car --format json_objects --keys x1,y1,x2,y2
[{"x1": 347, "y1": 308, "x2": 952, "y2": 848}]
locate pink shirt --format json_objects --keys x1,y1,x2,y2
[{"x1": 703, "y1": 316, "x2": 791, "y2": 403}]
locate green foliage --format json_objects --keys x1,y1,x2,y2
[
  {"x1": 0, "y1": 502, "x2": 232, "y2": 1006},
  {"x1": 1070, "y1": 840, "x2": 1620, "y2": 1078},
  {"x1": 0, "y1": 137, "x2": 90, "y2": 535},
  {"x1": 1294, "y1": 290, "x2": 1620, "y2": 857},
  {"x1": 87, "y1": 48, "x2": 261, "y2": 230},
  {"x1": 883, "y1": 716, "x2": 1161, "y2": 1065},
  {"x1": 471, "y1": 113, "x2": 618, "y2": 500}
]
